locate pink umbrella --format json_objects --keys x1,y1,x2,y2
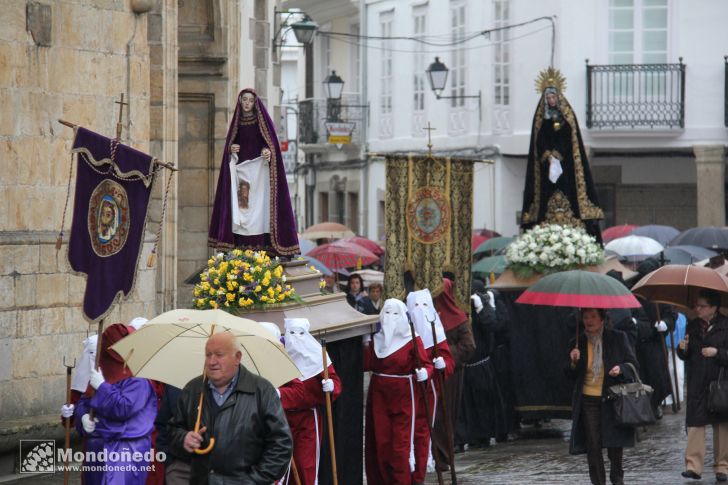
[
  {"x1": 344, "y1": 236, "x2": 384, "y2": 256},
  {"x1": 602, "y1": 224, "x2": 639, "y2": 243},
  {"x1": 472, "y1": 234, "x2": 488, "y2": 252},
  {"x1": 307, "y1": 240, "x2": 379, "y2": 271}
]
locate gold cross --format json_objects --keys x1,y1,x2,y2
[
  {"x1": 424, "y1": 122, "x2": 436, "y2": 155},
  {"x1": 114, "y1": 93, "x2": 129, "y2": 141}
]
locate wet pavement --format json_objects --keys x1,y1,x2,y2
[
  {"x1": 3, "y1": 407, "x2": 718, "y2": 485},
  {"x1": 425, "y1": 407, "x2": 713, "y2": 484}
]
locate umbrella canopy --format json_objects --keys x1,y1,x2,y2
[
  {"x1": 344, "y1": 236, "x2": 385, "y2": 256},
  {"x1": 352, "y1": 268, "x2": 385, "y2": 287},
  {"x1": 472, "y1": 255, "x2": 507, "y2": 275},
  {"x1": 307, "y1": 240, "x2": 379, "y2": 270},
  {"x1": 631, "y1": 264, "x2": 728, "y2": 309},
  {"x1": 472, "y1": 233, "x2": 488, "y2": 251},
  {"x1": 473, "y1": 237, "x2": 515, "y2": 258},
  {"x1": 669, "y1": 226, "x2": 728, "y2": 250},
  {"x1": 297, "y1": 237, "x2": 316, "y2": 255},
  {"x1": 299, "y1": 255, "x2": 333, "y2": 276},
  {"x1": 516, "y1": 270, "x2": 641, "y2": 308},
  {"x1": 605, "y1": 235, "x2": 664, "y2": 261},
  {"x1": 110, "y1": 309, "x2": 301, "y2": 389},
  {"x1": 473, "y1": 228, "x2": 501, "y2": 238},
  {"x1": 630, "y1": 225, "x2": 679, "y2": 246},
  {"x1": 602, "y1": 224, "x2": 639, "y2": 243},
  {"x1": 301, "y1": 222, "x2": 355, "y2": 240},
  {"x1": 663, "y1": 245, "x2": 719, "y2": 265}
]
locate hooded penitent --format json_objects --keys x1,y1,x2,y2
[
  {"x1": 71, "y1": 334, "x2": 98, "y2": 393},
  {"x1": 374, "y1": 299, "x2": 414, "y2": 358},
  {"x1": 98, "y1": 323, "x2": 135, "y2": 385},
  {"x1": 284, "y1": 318, "x2": 328, "y2": 380},
  {"x1": 406, "y1": 289, "x2": 446, "y2": 350},
  {"x1": 208, "y1": 88, "x2": 299, "y2": 256},
  {"x1": 433, "y1": 278, "x2": 469, "y2": 332}
]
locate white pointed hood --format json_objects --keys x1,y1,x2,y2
[
  {"x1": 406, "y1": 289, "x2": 446, "y2": 349},
  {"x1": 71, "y1": 334, "x2": 98, "y2": 392},
  {"x1": 374, "y1": 299, "x2": 414, "y2": 358},
  {"x1": 284, "y1": 318, "x2": 329, "y2": 380}
]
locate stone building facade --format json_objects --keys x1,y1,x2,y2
[{"x1": 0, "y1": 0, "x2": 280, "y2": 471}]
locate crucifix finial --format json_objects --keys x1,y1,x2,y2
[
  {"x1": 424, "y1": 122, "x2": 436, "y2": 155},
  {"x1": 114, "y1": 93, "x2": 129, "y2": 141}
]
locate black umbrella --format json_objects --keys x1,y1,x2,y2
[
  {"x1": 668, "y1": 226, "x2": 728, "y2": 250},
  {"x1": 631, "y1": 225, "x2": 679, "y2": 246},
  {"x1": 662, "y1": 245, "x2": 719, "y2": 265}
]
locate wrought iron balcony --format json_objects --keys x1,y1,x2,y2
[
  {"x1": 298, "y1": 95, "x2": 367, "y2": 145},
  {"x1": 586, "y1": 59, "x2": 685, "y2": 129}
]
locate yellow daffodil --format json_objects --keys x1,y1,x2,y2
[
  {"x1": 254, "y1": 285, "x2": 262, "y2": 293},
  {"x1": 210, "y1": 300, "x2": 218, "y2": 309},
  {"x1": 226, "y1": 293, "x2": 235, "y2": 302},
  {"x1": 260, "y1": 295, "x2": 268, "y2": 302},
  {"x1": 209, "y1": 288, "x2": 216, "y2": 296},
  {"x1": 262, "y1": 278, "x2": 270, "y2": 287},
  {"x1": 193, "y1": 288, "x2": 201, "y2": 297}
]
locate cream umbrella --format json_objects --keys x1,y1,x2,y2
[{"x1": 110, "y1": 309, "x2": 300, "y2": 389}]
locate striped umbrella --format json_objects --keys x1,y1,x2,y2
[
  {"x1": 307, "y1": 240, "x2": 379, "y2": 271},
  {"x1": 516, "y1": 270, "x2": 641, "y2": 309}
]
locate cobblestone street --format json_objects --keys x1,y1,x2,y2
[
  {"x1": 426, "y1": 408, "x2": 707, "y2": 484},
  {"x1": 5, "y1": 407, "x2": 720, "y2": 485}
]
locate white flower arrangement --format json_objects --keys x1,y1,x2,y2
[{"x1": 505, "y1": 224, "x2": 604, "y2": 278}]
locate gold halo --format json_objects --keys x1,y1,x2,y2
[{"x1": 535, "y1": 67, "x2": 567, "y2": 94}]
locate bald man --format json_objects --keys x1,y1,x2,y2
[{"x1": 169, "y1": 332, "x2": 293, "y2": 485}]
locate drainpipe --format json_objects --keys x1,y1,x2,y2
[{"x1": 359, "y1": 0, "x2": 369, "y2": 238}]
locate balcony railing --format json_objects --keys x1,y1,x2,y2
[
  {"x1": 298, "y1": 95, "x2": 367, "y2": 145},
  {"x1": 586, "y1": 59, "x2": 685, "y2": 129}
]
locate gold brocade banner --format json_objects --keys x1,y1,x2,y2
[{"x1": 384, "y1": 154, "x2": 474, "y2": 310}]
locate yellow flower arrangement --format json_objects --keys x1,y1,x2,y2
[{"x1": 193, "y1": 250, "x2": 299, "y2": 310}]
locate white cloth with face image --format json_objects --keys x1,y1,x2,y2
[
  {"x1": 229, "y1": 154, "x2": 270, "y2": 236},
  {"x1": 284, "y1": 318, "x2": 329, "y2": 380},
  {"x1": 374, "y1": 299, "x2": 415, "y2": 358},
  {"x1": 406, "y1": 289, "x2": 446, "y2": 350}
]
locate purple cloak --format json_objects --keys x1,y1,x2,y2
[
  {"x1": 75, "y1": 377, "x2": 157, "y2": 484},
  {"x1": 208, "y1": 88, "x2": 300, "y2": 256}
]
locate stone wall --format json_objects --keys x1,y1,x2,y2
[{"x1": 0, "y1": 0, "x2": 158, "y2": 421}]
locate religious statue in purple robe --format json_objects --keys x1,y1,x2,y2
[
  {"x1": 74, "y1": 324, "x2": 158, "y2": 485},
  {"x1": 208, "y1": 89, "x2": 300, "y2": 256}
]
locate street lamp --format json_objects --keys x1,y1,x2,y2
[
  {"x1": 323, "y1": 70, "x2": 345, "y2": 100},
  {"x1": 272, "y1": 9, "x2": 318, "y2": 56},
  {"x1": 426, "y1": 57, "x2": 482, "y2": 119}
]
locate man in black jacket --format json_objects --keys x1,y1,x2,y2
[{"x1": 169, "y1": 332, "x2": 293, "y2": 484}]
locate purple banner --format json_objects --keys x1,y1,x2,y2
[{"x1": 69, "y1": 127, "x2": 155, "y2": 321}]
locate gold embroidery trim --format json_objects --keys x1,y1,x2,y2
[{"x1": 544, "y1": 190, "x2": 584, "y2": 228}]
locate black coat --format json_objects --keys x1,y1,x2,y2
[
  {"x1": 677, "y1": 314, "x2": 728, "y2": 427},
  {"x1": 634, "y1": 303, "x2": 676, "y2": 408},
  {"x1": 169, "y1": 365, "x2": 293, "y2": 484},
  {"x1": 566, "y1": 328, "x2": 639, "y2": 455}
]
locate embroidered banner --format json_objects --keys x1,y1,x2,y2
[
  {"x1": 384, "y1": 154, "x2": 474, "y2": 309},
  {"x1": 68, "y1": 127, "x2": 156, "y2": 322}
]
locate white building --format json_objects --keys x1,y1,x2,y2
[{"x1": 285, "y1": 0, "x2": 728, "y2": 239}]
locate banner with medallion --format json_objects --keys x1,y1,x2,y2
[
  {"x1": 384, "y1": 154, "x2": 474, "y2": 309},
  {"x1": 68, "y1": 127, "x2": 156, "y2": 321}
]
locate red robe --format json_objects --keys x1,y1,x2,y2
[
  {"x1": 364, "y1": 338, "x2": 433, "y2": 485},
  {"x1": 279, "y1": 364, "x2": 342, "y2": 485},
  {"x1": 412, "y1": 341, "x2": 455, "y2": 483}
]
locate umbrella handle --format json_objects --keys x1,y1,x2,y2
[
  {"x1": 193, "y1": 373, "x2": 215, "y2": 455},
  {"x1": 194, "y1": 438, "x2": 215, "y2": 455}
]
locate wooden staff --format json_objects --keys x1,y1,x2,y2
[
  {"x1": 655, "y1": 304, "x2": 680, "y2": 412},
  {"x1": 290, "y1": 458, "x2": 302, "y2": 485},
  {"x1": 407, "y1": 319, "x2": 444, "y2": 485},
  {"x1": 430, "y1": 319, "x2": 458, "y2": 485},
  {"x1": 62, "y1": 356, "x2": 75, "y2": 485},
  {"x1": 321, "y1": 338, "x2": 338, "y2": 485}
]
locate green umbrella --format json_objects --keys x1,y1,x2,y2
[
  {"x1": 473, "y1": 237, "x2": 514, "y2": 257},
  {"x1": 516, "y1": 270, "x2": 641, "y2": 309},
  {"x1": 472, "y1": 255, "x2": 507, "y2": 275}
]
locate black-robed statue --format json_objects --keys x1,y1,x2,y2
[{"x1": 520, "y1": 68, "x2": 604, "y2": 243}]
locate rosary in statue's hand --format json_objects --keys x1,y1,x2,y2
[{"x1": 261, "y1": 148, "x2": 271, "y2": 162}]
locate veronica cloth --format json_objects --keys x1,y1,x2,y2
[
  {"x1": 209, "y1": 89, "x2": 299, "y2": 256},
  {"x1": 279, "y1": 364, "x2": 342, "y2": 485},
  {"x1": 69, "y1": 127, "x2": 156, "y2": 322},
  {"x1": 229, "y1": 155, "x2": 270, "y2": 236}
]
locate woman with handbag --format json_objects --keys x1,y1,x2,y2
[
  {"x1": 566, "y1": 308, "x2": 639, "y2": 485},
  {"x1": 677, "y1": 289, "x2": 728, "y2": 482}
]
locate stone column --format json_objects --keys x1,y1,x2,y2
[{"x1": 694, "y1": 145, "x2": 727, "y2": 227}]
